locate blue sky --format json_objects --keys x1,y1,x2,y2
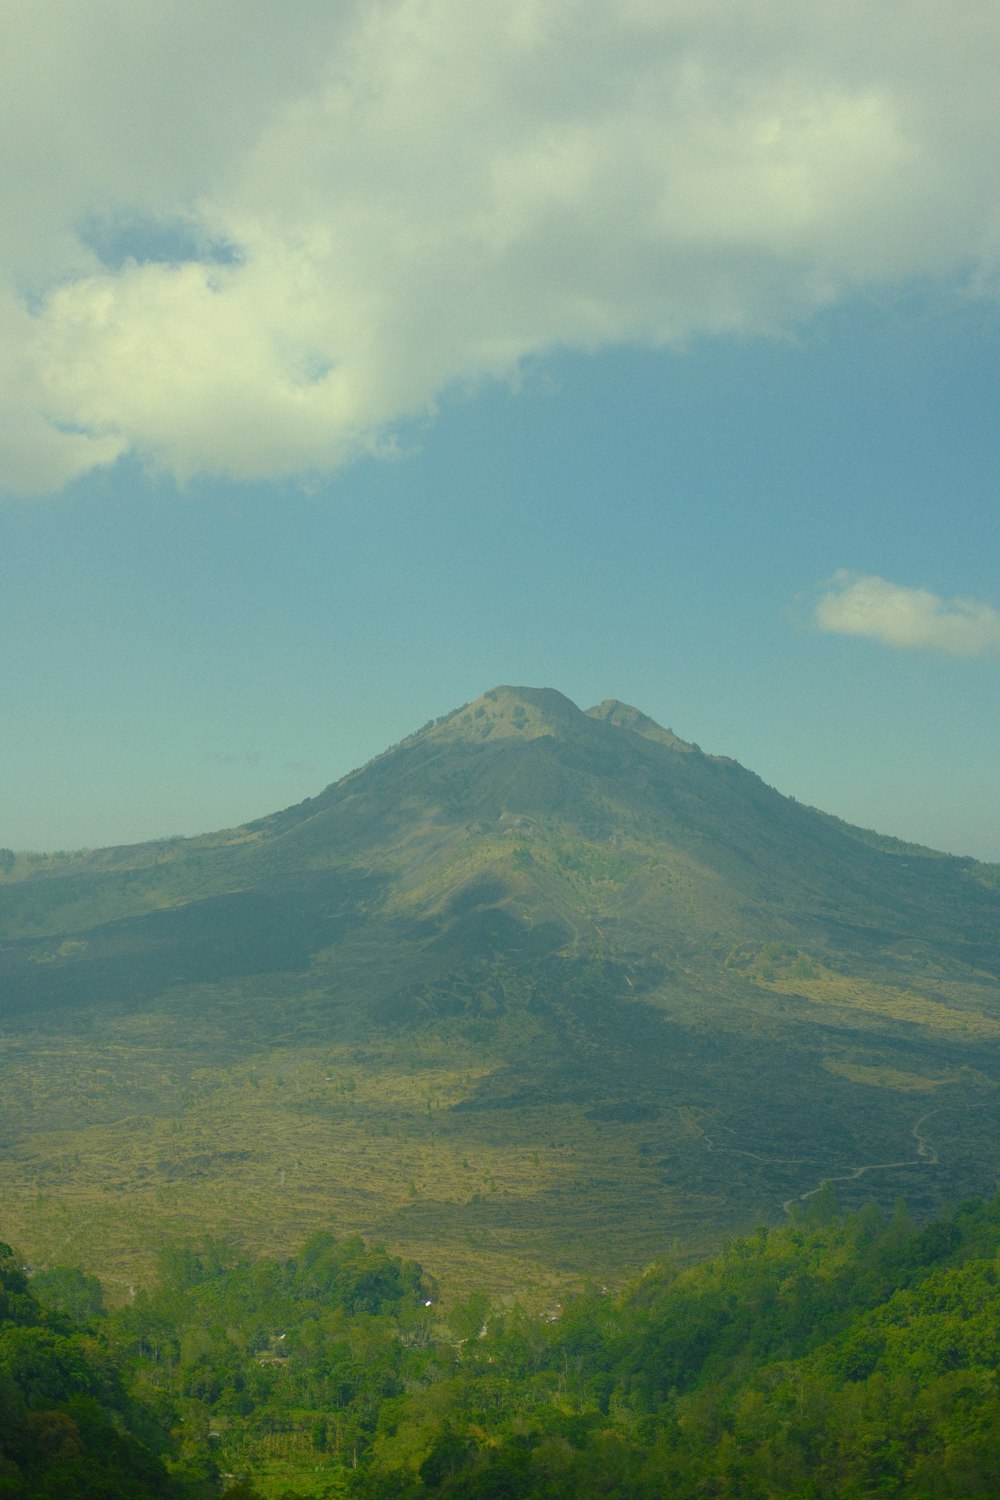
[{"x1": 2, "y1": 3, "x2": 999, "y2": 859}]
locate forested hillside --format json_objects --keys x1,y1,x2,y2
[{"x1": 7, "y1": 1190, "x2": 1000, "y2": 1497}]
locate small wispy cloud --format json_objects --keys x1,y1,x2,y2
[{"x1": 814, "y1": 571, "x2": 1000, "y2": 656}]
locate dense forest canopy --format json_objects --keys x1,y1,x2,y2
[{"x1": 6, "y1": 1188, "x2": 1000, "y2": 1497}]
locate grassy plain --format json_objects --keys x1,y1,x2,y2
[{"x1": 0, "y1": 980, "x2": 722, "y2": 1299}]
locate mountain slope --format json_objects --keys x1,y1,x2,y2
[{"x1": 1, "y1": 686, "x2": 998, "y2": 1293}]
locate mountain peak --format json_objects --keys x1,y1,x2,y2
[
  {"x1": 482, "y1": 685, "x2": 581, "y2": 720},
  {"x1": 420, "y1": 685, "x2": 584, "y2": 746}
]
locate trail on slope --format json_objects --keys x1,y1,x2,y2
[{"x1": 779, "y1": 1111, "x2": 940, "y2": 1217}]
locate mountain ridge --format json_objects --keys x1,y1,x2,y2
[{"x1": 0, "y1": 686, "x2": 998, "y2": 1294}]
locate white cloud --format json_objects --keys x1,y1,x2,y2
[
  {"x1": 815, "y1": 572, "x2": 1000, "y2": 656},
  {"x1": 3, "y1": 0, "x2": 1000, "y2": 491}
]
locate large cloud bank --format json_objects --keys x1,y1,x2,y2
[
  {"x1": 815, "y1": 573, "x2": 1000, "y2": 656},
  {"x1": 4, "y1": 0, "x2": 999, "y2": 492}
]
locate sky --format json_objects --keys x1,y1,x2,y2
[{"x1": 2, "y1": 0, "x2": 999, "y2": 861}]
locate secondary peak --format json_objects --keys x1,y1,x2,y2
[{"x1": 586, "y1": 699, "x2": 696, "y2": 751}]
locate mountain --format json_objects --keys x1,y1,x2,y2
[{"x1": 1, "y1": 686, "x2": 999, "y2": 1295}]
